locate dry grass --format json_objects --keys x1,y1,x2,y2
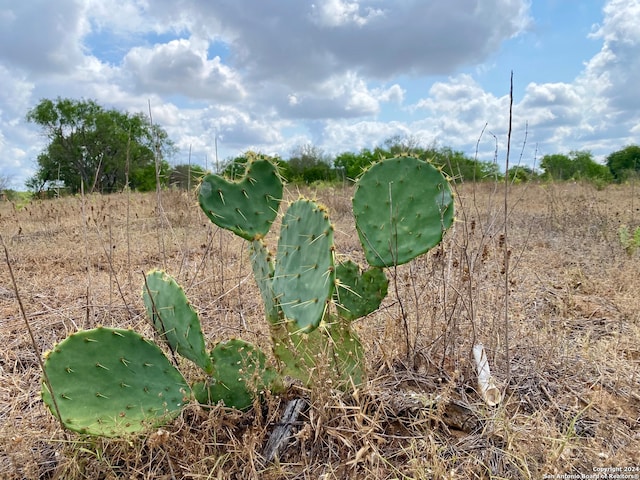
[{"x1": 1, "y1": 181, "x2": 639, "y2": 479}]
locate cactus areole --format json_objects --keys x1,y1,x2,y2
[{"x1": 353, "y1": 156, "x2": 454, "y2": 267}]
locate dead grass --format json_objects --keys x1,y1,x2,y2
[{"x1": 1, "y1": 181, "x2": 639, "y2": 479}]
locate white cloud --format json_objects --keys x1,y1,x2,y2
[
  {"x1": 321, "y1": 120, "x2": 411, "y2": 154},
  {"x1": 376, "y1": 84, "x2": 404, "y2": 104},
  {"x1": 0, "y1": 0, "x2": 90, "y2": 74},
  {"x1": 4, "y1": 0, "x2": 640, "y2": 187},
  {"x1": 310, "y1": 0, "x2": 384, "y2": 27},
  {"x1": 585, "y1": 0, "x2": 640, "y2": 111},
  {"x1": 123, "y1": 38, "x2": 246, "y2": 101},
  {"x1": 279, "y1": 72, "x2": 379, "y2": 119},
  {"x1": 411, "y1": 75, "x2": 511, "y2": 142},
  {"x1": 168, "y1": 0, "x2": 529, "y2": 86}
]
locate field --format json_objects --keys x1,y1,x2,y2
[{"x1": 1, "y1": 180, "x2": 639, "y2": 479}]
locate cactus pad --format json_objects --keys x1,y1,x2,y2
[
  {"x1": 250, "y1": 239, "x2": 280, "y2": 324},
  {"x1": 143, "y1": 270, "x2": 214, "y2": 375},
  {"x1": 353, "y1": 156, "x2": 454, "y2": 267},
  {"x1": 193, "y1": 339, "x2": 280, "y2": 410},
  {"x1": 273, "y1": 318, "x2": 365, "y2": 388},
  {"x1": 41, "y1": 327, "x2": 188, "y2": 437},
  {"x1": 334, "y1": 260, "x2": 388, "y2": 321},
  {"x1": 272, "y1": 199, "x2": 335, "y2": 332},
  {"x1": 198, "y1": 156, "x2": 283, "y2": 240},
  {"x1": 324, "y1": 316, "x2": 366, "y2": 387}
]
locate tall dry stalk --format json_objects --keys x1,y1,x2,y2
[
  {"x1": 125, "y1": 127, "x2": 133, "y2": 287},
  {"x1": 80, "y1": 180, "x2": 92, "y2": 328},
  {"x1": 148, "y1": 100, "x2": 167, "y2": 270},
  {"x1": 503, "y1": 72, "x2": 513, "y2": 383}
]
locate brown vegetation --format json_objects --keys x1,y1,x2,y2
[{"x1": 1, "y1": 181, "x2": 638, "y2": 479}]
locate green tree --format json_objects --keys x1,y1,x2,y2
[
  {"x1": 507, "y1": 165, "x2": 539, "y2": 183},
  {"x1": 541, "y1": 150, "x2": 612, "y2": 183},
  {"x1": 334, "y1": 148, "x2": 380, "y2": 181},
  {"x1": 431, "y1": 147, "x2": 500, "y2": 181},
  {"x1": 169, "y1": 164, "x2": 206, "y2": 190},
  {"x1": 383, "y1": 134, "x2": 423, "y2": 156},
  {"x1": 26, "y1": 97, "x2": 175, "y2": 194},
  {"x1": 571, "y1": 150, "x2": 612, "y2": 183},
  {"x1": 540, "y1": 153, "x2": 574, "y2": 180},
  {"x1": 287, "y1": 144, "x2": 333, "y2": 183},
  {"x1": 606, "y1": 145, "x2": 640, "y2": 182},
  {"x1": 221, "y1": 155, "x2": 248, "y2": 179},
  {"x1": 377, "y1": 136, "x2": 499, "y2": 182}
]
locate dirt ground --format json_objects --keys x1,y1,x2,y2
[{"x1": 0, "y1": 181, "x2": 638, "y2": 479}]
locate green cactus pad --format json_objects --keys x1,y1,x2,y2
[
  {"x1": 143, "y1": 270, "x2": 214, "y2": 375},
  {"x1": 250, "y1": 240, "x2": 280, "y2": 324},
  {"x1": 198, "y1": 156, "x2": 283, "y2": 240},
  {"x1": 272, "y1": 199, "x2": 335, "y2": 332},
  {"x1": 193, "y1": 339, "x2": 281, "y2": 410},
  {"x1": 41, "y1": 327, "x2": 188, "y2": 437},
  {"x1": 334, "y1": 260, "x2": 388, "y2": 321},
  {"x1": 273, "y1": 317, "x2": 365, "y2": 388},
  {"x1": 353, "y1": 156, "x2": 454, "y2": 267},
  {"x1": 324, "y1": 316, "x2": 366, "y2": 387}
]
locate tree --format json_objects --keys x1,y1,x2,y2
[
  {"x1": 383, "y1": 134, "x2": 423, "y2": 155},
  {"x1": 541, "y1": 150, "x2": 612, "y2": 183},
  {"x1": 26, "y1": 97, "x2": 175, "y2": 194},
  {"x1": 570, "y1": 150, "x2": 612, "y2": 182},
  {"x1": 169, "y1": 164, "x2": 206, "y2": 190},
  {"x1": 287, "y1": 144, "x2": 333, "y2": 183},
  {"x1": 334, "y1": 148, "x2": 380, "y2": 181},
  {"x1": 540, "y1": 153, "x2": 574, "y2": 180},
  {"x1": 507, "y1": 165, "x2": 539, "y2": 183},
  {"x1": 606, "y1": 145, "x2": 640, "y2": 182},
  {"x1": 0, "y1": 173, "x2": 13, "y2": 192},
  {"x1": 430, "y1": 147, "x2": 500, "y2": 181}
]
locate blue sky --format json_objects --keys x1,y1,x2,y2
[{"x1": 1, "y1": 0, "x2": 638, "y2": 189}]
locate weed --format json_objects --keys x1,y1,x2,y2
[{"x1": 618, "y1": 224, "x2": 640, "y2": 255}]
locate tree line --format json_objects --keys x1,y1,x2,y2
[
  {"x1": 222, "y1": 138, "x2": 640, "y2": 187},
  {"x1": 18, "y1": 98, "x2": 640, "y2": 195}
]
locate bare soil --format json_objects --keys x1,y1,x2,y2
[{"x1": 0, "y1": 181, "x2": 638, "y2": 479}]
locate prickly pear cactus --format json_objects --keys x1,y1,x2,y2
[
  {"x1": 353, "y1": 155, "x2": 454, "y2": 267},
  {"x1": 198, "y1": 155, "x2": 283, "y2": 241},
  {"x1": 334, "y1": 260, "x2": 388, "y2": 321},
  {"x1": 41, "y1": 327, "x2": 188, "y2": 437},
  {"x1": 272, "y1": 199, "x2": 335, "y2": 332},
  {"x1": 143, "y1": 270, "x2": 214, "y2": 375},
  {"x1": 192, "y1": 339, "x2": 281, "y2": 410},
  {"x1": 40, "y1": 154, "x2": 456, "y2": 437}
]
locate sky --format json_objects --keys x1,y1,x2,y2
[{"x1": 1, "y1": 0, "x2": 639, "y2": 189}]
